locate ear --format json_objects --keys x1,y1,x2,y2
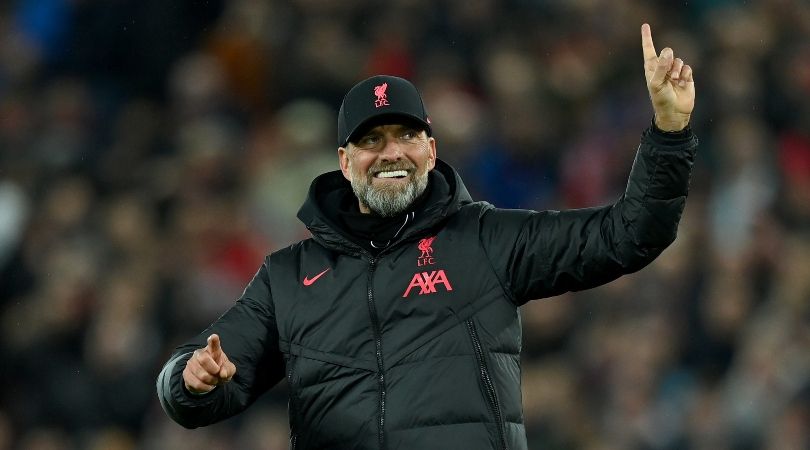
[
  {"x1": 426, "y1": 137, "x2": 437, "y2": 171},
  {"x1": 338, "y1": 147, "x2": 351, "y2": 180}
]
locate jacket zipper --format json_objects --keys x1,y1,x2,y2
[
  {"x1": 466, "y1": 319, "x2": 507, "y2": 450},
  {"x1": 287, "y1": 355, "x2": 299, "y2": 450},
  {"x1": 367, "y1": 258, "x2": 387, "y2": 449}
]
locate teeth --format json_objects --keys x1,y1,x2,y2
[{"x1": 376, "y1": 170, "x2": 408, "y2": 178}]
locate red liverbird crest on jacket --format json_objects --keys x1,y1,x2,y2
[
  {"x1": 417, "y1": 236, "x2": 436, "y2": 266},
  {"x1": 374, "y1": 82, "x2": 389, "y2": 108},
  {"x1": 418, "y1": 236, "x2": 436, "y2": 258}
]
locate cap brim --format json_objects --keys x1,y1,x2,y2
[{"x1": 343, "y1": 112, "x2": 432, "y2": 147}]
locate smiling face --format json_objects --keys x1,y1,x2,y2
[{"x1": 338, "y1": 123, "x2": 437, "y2": 216}]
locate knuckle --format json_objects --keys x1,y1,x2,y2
[
  {"x1": 196, "y1": 367, "x2": 215, "y2": 381},
  {"x1": 185, "y1": 359, "x2": 199, "y2": 372},
  {"x1": 198, "y1": 372, "x2": 217, "y2": 385}
]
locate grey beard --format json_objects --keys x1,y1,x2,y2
[{"x1": 351, "y1": 171, "x2": 429, "y2": 217}]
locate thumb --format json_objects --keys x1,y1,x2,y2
[{"x1": 206, "y1": 334, "x2": 223, "y2": 360}]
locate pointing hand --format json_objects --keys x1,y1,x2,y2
[
  {"x1": 183, "y1": 334, "x2": 237, "y2": 394},
  {"x1": 641, "y1": 23, "x2": 695, "y2": 132}
]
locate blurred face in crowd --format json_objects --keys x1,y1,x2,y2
[{"x1": 339, "y1": 122, "x2": 436, "y2": 216}]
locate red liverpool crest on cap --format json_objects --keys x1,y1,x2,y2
[{"x1": 374, "y1": 82, "x2": 390, "y2": 108}]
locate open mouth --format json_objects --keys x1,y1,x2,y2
[{"x1": 373, "y1": 169, "x2": 410, "y2": 179}]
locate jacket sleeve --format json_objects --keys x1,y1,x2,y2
[
  {"x1": 156, "y1": 257, "x2": 285, "y2": 428},
  {"x1": 478, "y1": 125, "x2": 698, "y2": 305}
]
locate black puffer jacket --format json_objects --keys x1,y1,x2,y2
[{"x1": 157, "y1": 126, "x2": 697, "y2": 449}]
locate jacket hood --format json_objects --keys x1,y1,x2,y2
[{"x1": 297, "y1": 159, "x2": 473, "y2": 253}]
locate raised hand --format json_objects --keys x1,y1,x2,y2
[
  {"x1": 641, "y1": 23, "x2": 695, "y2": 132},
  {"x1": 183, "y1": 334, "x2": 237, "y2": 394}
]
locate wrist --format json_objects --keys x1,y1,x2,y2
[
  {"x1": 184, "y1": 383, "x2": 217, "y2": 396},
  {"x1": 654, "y1": 114, "x2": 690, "y2": 132},
  {"x1": 645, "y1": 118, "x2": 696, "y2": 148}
]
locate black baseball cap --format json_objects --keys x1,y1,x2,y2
[{"x1": 337, "y1": 75, "x2": 432, "y2": 147}]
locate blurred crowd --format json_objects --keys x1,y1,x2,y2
[{"x1": 1, "y1": 0, "x2": 809, "y2": 449}]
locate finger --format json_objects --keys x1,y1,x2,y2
[
  {"x1": 670, "y1": 58, "x2": 684, "y2": 80},
  {"x1": 681, "y1": 64, "x2": 693, "y2": 83},
  {"x1": 194, "y1": 365, "x2": 220, "y2": 385},
  {"x1": 219, "y1": 360, "x2": 237, "y2": 381},
  {"x1": 641, "y1": 23, "x2": 657, "y2": 63},
  {"x1": 183, "y1": 366, "x2": 217, "y2": 393},
  {"x1": 649, "y1": 47, "x2": 674, "y2": 89},
  {"x1": 195, "y1": 349, "x2": 222, "y2": 375},
  {"x1": 206, "y1": 334, "x2": 223, "y2": 360}
]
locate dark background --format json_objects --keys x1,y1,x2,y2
[{"x1": 1, "y1": 0, "x2": 808, "y2": 448}]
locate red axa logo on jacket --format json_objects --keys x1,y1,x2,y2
[{"x1": 402, "y1": 270, "x2": 453, "y2": 297}]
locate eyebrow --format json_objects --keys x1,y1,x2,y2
[{"x1": 369, "y1": 124, "x2": 421, "y2": 135}]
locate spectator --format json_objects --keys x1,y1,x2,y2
[{"x1": 0, "y1": 0, "x2": 808, "y2": 448}]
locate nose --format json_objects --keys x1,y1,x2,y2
[{"x1": 379, "y1": 135, "x2": 404, "y2": 161}]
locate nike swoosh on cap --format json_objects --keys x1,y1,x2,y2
[{"x1": 303, "y1": 268, "x2": 330, "y2": 286}]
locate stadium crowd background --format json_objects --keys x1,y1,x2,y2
[{"x1": 1, "y1": 0, "x2": 809, "y2": 448}]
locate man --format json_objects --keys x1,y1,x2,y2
[{"x1": 157, "y1": 24, "x2": 697, "y2": 449}]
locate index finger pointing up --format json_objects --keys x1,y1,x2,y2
[{"x1": 641, "y1": 23, "x2": 657, "y2": 62}]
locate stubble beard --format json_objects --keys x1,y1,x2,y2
[{"x1": 349, "y1": 162, "x2": 430, "y2": 217}]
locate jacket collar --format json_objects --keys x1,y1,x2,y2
[{"x1": 297, "y1": 159, "x2": 473, "y2": 255}]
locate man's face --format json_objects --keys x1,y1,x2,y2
[{"x1": 338, "y1": 123, "x2": 437, "y2": 216}]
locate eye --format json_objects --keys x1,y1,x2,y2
[
  {"x1": 400, "y1": 129, "x2": 419, "y2": 140},
  {"x1": 358, "y1": 134, "x2": 381, "y2": 147}
]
